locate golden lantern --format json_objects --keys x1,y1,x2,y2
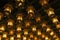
[
  {"x1": 37, "y1": 30, "x2": 41, "y2": 35},
  {"x1": 46, "y1": 27, "x2": 51, "y2": 32},
  {"x1": 53, "y1": 34, "x2": 57, "y2": 39},
  {"x1": 16, "y1": 24, "x2": 22, "y2": 32},
  {"x1": 29, "y1": 33, "x2": 33, "y2": 38},
  {"x1": 7, "y1": 19, "x2": 14, "y2": 26},
  {"x1": 23, "y1": 36, "x2": 27, "y2": 40},
  {"x1": 32, "y1": 25, "x2": 37, "y2": 32},
  {"x1": 9, "y1": 30, "x2": 14, "y2": 35},
  {"x1": 50, "y1": 31, "x2": 54, "y2": 36},
  {"x1": 17, "y1": 27, "x2": 22, "y2": 31},
  {"x1": 56, "y1": 23, "x2": 60, "y2": 28},
  {"x1": 2, "y1": 32, "x2": 7, "y2": 38},
  {"x1": 35, "y1": 16, "x2": 41, "y2": 22},
  {"x1": 42, "y1": 34, "x2": 45, "y2": 38},
  {"x1": 0, "y1": 0, "x2": 59, "y2": 40},
  {"x1": 17, "y1": 33, "x2": 21, "y2": 38},
  {"x1": 0, "y1": 24, "x2": 5, "y2": 32},
  {"x1": 23, "y1": 29, "x2": 28, "y2": 35},
  {"x1": 41, "y1": 22, "x2": 47, "y2": 28},
  {"x1": 26, "y1": 6, "x2": 35, "y2": 18},
  {"x1": 4, "y1": 4, "x2": 13, "y2": 14},
  {"x1": 25, "y1": 21, "x2": 30, "y2": 27},
  {"x1": 16, "y1": 13, "x2": 23, "y2": 22},
  {"x1": 52, "y1": 17, "x2": 58, "y2": 24},
  {"x1": 45, "y1": 36, "x2": 49, "y2": 40},
  {"x1": 46, "y1": 8, "x2": 54, "y2": 16},
  {"x1": 10, "y1": 36, "x2": 14, "y2": 40}
]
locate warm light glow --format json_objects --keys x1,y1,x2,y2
[
  {"x1": 28, "y1": 9, "x2": 34, "y2": 14},
  {"x1": 27, "y1": 6, "x2": 35, "y2": 14},
  {"x1": 36, "y1": 16, "x2": 41, "y2": 22},
  {"x1": 9, "y1": 30, "x2": 14, "y2": 35},
  {"x1": 16, "y1": 13, "x2": 23, "y2": 21},
  {"x1": 0, "y1": 26, "x2": 5, "y2": 31},
  {"x1": 55, "y1": 38, "x2": 60, "y2": 40},
  {"x1": 56, "y1": 23, "x2": 60, "y2": 28},
  {"x1": 40, "y1": 0, "x2": 48, "y2": 6},
  {"x1": 0, "y1": 25, "x2": 5, "y2": 32},
  {"x1": 41, "y1": 22, "x2": 47, "y2": 28},
  {"x1": 46, "y1": 8, "x2": 54, "y2": 16},
  {"x1": 4, "y1": 4, "x2": 13, "y2": 13},
  {"x1": 18, "y1": 3, "x2": 23, "y2": 6},
  {"x1": 26, "y1": 6, "x2": 35, "y2": 18},
  {"x1": 32, "y1": 26, "x2": 36, "y2": 31},
  {"x1": 0, "y1": 35, "x2": 2, "y2": 40},
  {"x1": 3, "y1": 32, "x2": 7, "y2": 38},
  {"x1": 17, "y1": 16, "x2": 23, "y2": 21},
  {"x1": 24, "y1": 29, "x2": 28, "y2": 35},
  {"x1": 17, "y1": 33, "x2": 21, "y2": 38},
  {"x1": 45, "y1": 36, "x2": 49, "y2": 40},
  {"x1": 0, "y1": 0, "x2": 59, "y2": 40},
  {"x1": 59, "y1": 30, "x2": 60, "y2": 32},
  {"x1": 46, "y1": 27, "x2": 51, "y2": 32},
  {"x1": 53, "y1": 34, "x2": 57, "y2": 38},
  {"x1": 20, "y1": 0, "x2": 25, "y2": 2},
  {"x1": 42, "y1": 34, "x2": 45, "y2": 38},
  {"x1": 30, "y1": 33, "x2": 33, "y2": 38},
  {"x1": 17, "y1": 27, "x2": 21, "y2": 31},
  {"x1": 48, "y1": 10, "x2": 54, "y2": 16},
  {"x1": 52, "y1": 18, "x2": 58, "y2": 23},
  {"x1": 23, "y1": 36, "x2": 26, "y2": 40},
  {"x1": 50, "y1": 31, "x2": 54, "y2": 36},
  {"x1": 34, "y1": 36, "x2": 37, "y2": 40},
  {"x1": 5, "y1": 7, "x2": 11, "y2": 12},
  {"x1": 25, "y1": 21, "x2": 30, "y2": 27},
  {"x1": 8, "y1": 21, "x2": 13, "y2": 26},
  {"x1": 10, "y1": 36, "x2": 14, "y2": 40},
  {"x1": 7, "y1": 19, "x2": 14, "y2": 26},
  {"x1": 37, "y1": 30, "x2": 41, "y2": 35},
  {"x1": 28, "y1": 38, "x2": 31, "y2": 40}
]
